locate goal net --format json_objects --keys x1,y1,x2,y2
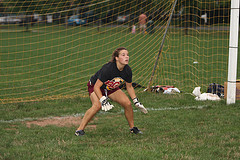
[{"x1": 0, "y1": 0, "x2": 232, "y2": 103}]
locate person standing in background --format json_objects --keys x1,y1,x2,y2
[{"x1": 139, "y1": 12, "x2": 147, "y2": 34}]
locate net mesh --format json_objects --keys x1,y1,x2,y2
[{"x1": 0, "y1": 0, "x2": 231, "y2": 103}]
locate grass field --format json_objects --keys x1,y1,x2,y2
[
  {"x1": 0, "y1": 24, "x2": 240, "y2": 159},
  {"x1": 0, "y1": 91, "x2": 240, "y2": 159}
]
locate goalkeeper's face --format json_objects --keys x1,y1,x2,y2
[{"x1": 116, "y1": 49, "x2": 129, "y2": 65}]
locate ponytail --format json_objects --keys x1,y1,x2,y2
[{"x1": 109, "y1": 47, "x2": 127, "y2": 62}]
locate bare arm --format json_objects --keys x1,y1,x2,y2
[
  {"x1": 126, "y1": 82, "x2": 136, "y2": 100},
  {"x1": 126, "y1": 82, "x2": 148, "y2": 114},
  {"x1": 94, "y1": 79, "x2": 104, "y2": 99},
  {"x1": 94, "y1": 79, "x2": 114, "y2": 111}
]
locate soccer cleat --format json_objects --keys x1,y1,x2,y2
[
  {"x1": 130, "y1": 127, "x2": 143, "y2": 134},
  {"x1": 75, "y1": 130, "x2": 85, "y2": 136}
]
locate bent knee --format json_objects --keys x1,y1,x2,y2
[
  {"x1": 92, "y1": 103, "x2": 101, "y2": 111},
  {"x1": 121, "y1": 100, "x2": 132, "y2": 108}
]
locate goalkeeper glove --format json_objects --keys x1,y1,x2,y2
[
  {"x1": 133, "y1": 97, "x2": 148, "y2": 114},
  {"x1": 100, "y1": 96, "x2": 114, "y2": 111}
]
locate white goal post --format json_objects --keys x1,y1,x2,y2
[{"x1": 227, "y1": 0, "x2": 239, "y2": 104}]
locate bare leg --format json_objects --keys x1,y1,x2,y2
[
  {"x1": 77, "y1": 92, "x2": 101, "y2": 130},
  {"x1": 109, "y1": 89, "x2": 134, "y2": 128}
]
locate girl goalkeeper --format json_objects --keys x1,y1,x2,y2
[{"x1": 75, "y1": 47, "x2": 148, "y2": 136}]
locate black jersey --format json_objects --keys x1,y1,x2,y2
[{"x1": 90, "y1": 62, "x2": 132, "y2": 90}]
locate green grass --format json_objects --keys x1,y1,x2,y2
[{"x1": 0, "y1": 92, "x2": 239, "y2": 159}]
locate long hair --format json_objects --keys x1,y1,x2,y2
[{"x1": 109, "y1": 47, "x2": 127, "y2": 62}]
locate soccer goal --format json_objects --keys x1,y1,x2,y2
[{"x1": 0, "y1": 0, "x2": 237, "y2": 104}]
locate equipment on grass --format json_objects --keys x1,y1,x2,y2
[
  {"x1": 206, "y1": 83, "x2": 224, "y2": 98},
  {"x1": 192, "y1": 87, "x2": 221, "y2": 101},
  {"x1": 145, "y1": 85, "x2": 180, "y2": 94},
  {"x1": 100, "y1": 96, "x2": 114, "y2": 111},
  {"x1": 133, "y1": 97, "x2": 148, "y2": 114}
]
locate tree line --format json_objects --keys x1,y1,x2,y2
[
  {"x1": 0, "y1": 0, "x2": 231, "y2": 26},
  {"x1": 0, "y1": 0, "x2": 230, "y2": 15}
]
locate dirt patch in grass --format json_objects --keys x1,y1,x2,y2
[
  {"x1": 5, "y1": 125, "x2": 18, "y2": 131},
  {"x1": 25, "y1": 116, "x2": 96, "y2": 129}
]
